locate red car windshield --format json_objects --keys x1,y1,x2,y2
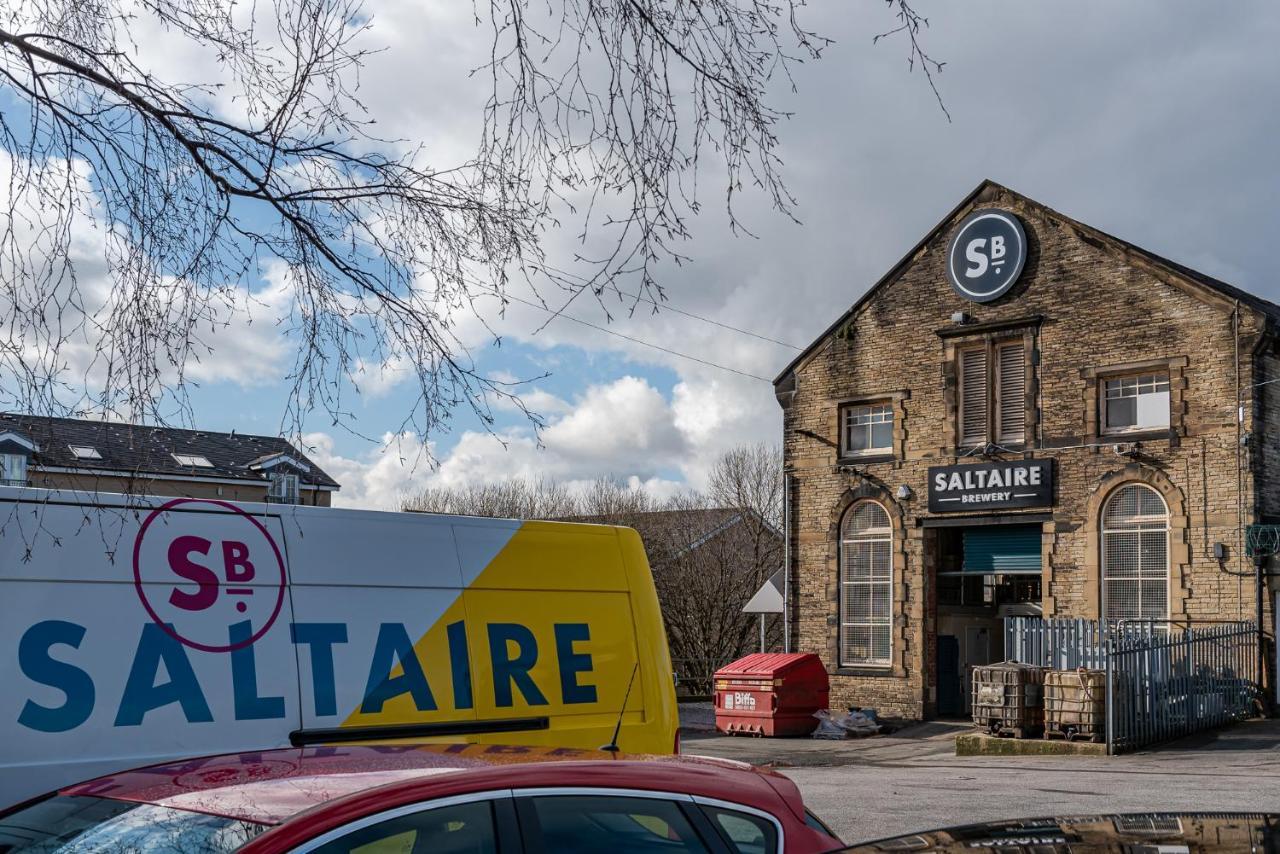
[{"x1": 0, "y1": 795, "x2": 267, "y2": 853}]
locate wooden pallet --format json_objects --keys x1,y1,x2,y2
[
  {"x1": 1044, "y1": 725, "x2": 1103, "y2": 743},
  {"x1": 983, "y1": 724, "x2": 1043, "y2": 739}
]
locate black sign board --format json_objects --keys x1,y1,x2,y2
[
  {"x1": 946, "y1": 209, "x2": 1027, "y2": 303},
  {"x1": 928, "y1": 459, "x2": 1053, "y2": 513}
]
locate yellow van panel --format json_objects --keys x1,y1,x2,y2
[
  {"x1": 335, "y1": 522, "x2": 676, "y2": 756},
  {"x1": 462, "y1": 589, "x2": 641, "y2": 720},
  {"x1": 464, "y1": 521, "x2": 629, "y2": 592}
]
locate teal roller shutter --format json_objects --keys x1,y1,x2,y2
[{"x1": 963, "y1": 525, "x2": 1042, "y2": 573}]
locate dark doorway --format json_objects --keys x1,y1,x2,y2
[
  {"x1": 931, "y1": 524, "x2": 1043, "y2": 717},
  {"x1": 937, "y1": 634, "x2": 963, "y2": 717}
]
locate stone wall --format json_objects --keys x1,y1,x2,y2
[{"x1": 779, "y1": 183, "x2": 1275, "y2": 719}]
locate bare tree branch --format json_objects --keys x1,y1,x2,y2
[{"x1": 0, "y1": 0, "x2": 941, "y2": 453}]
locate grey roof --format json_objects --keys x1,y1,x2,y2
[
  {"x1": 774, "y1": 179, "x2": 1280, "y2": 386},
  {"x1": 0, "y1": 414, "x2": 339, "y2": 488}
]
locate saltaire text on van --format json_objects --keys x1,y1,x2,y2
[{"x1": 16, "y1": 619, "x2": 598, "y2": 733}]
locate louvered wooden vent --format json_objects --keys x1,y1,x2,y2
[
  {"x1": 997, "y1": 342, "x2": 1025, "y2": 443},
  {"x1": 960, "y1": 347, "x2": 988, "y2": 446}
]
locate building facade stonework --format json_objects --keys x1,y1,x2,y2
[{"x1": 775, "y1": 181, "x2": 1278, "y2": 720}]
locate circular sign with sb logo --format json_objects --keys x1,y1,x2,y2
[
  {"x1": 946, "y1": 209, "x2": 1027, "y2": 303},
  {"x1": 132, "y1": 498, "x2": 287, "y2": 653}
]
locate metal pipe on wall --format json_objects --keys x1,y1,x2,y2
[{"x1": 783, "y1": 470, "x2": 791, "y2": 654}]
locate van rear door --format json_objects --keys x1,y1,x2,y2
[{"x1": 457, "y1": 521, "x2": 645, "y2": 748}]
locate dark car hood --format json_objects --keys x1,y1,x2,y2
[{"x1": 838, "y1": 813, "x2": 1280, "y2": 852}]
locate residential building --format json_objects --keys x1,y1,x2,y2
[{"x1": 0, "y1": 415, "x2": 339, "y2": 505}]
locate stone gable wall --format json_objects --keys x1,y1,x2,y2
[{"x1": 781, "y1": 186, "x2": 1273, "y2": 719}]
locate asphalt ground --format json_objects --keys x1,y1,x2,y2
[{"x1": 678, "y1": 704, "x2": 1280, "y2": 845}]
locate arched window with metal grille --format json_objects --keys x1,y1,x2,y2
[
  {"x1": 839, "y1": 500, "x2": 893, "y2": 666},
  {"x1": 1101, "y1": 484, "x2": 1170, "y2": 623}
]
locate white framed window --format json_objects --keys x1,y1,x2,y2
[
  {"x1": 839, "y1": 501, "x2": 893, "y2": 667},
  {"x1": 958, "y1": 339, "x2": 1026, "y2": 447},
  {"x1": 1, "y1": 453, "x2": 28, "y2": 485},
  {"x1": 268, "y1": 472, "x2": 300, "y2": 503},
  {"x1": 171, "y1": 453, "x2": 214, "y2": 468},
  {"x1": 841, "y1": 403, "x2": 893, "y2": 457},
  {"x1": 69, "y1": 445, "x2": 102, "y2": 460},
  {"x1": 1101, "y1": 484, "x2": 1170, "y2": 623},
  {"x1": 1103, "y1": 373, "x2": 1170, "y2": 434}
]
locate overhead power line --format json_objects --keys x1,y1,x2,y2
[
  {"x1": 538, "y1": 263, "x2": 804, "y2": 350},
  {"x1": 498, "y1": 292, "x2": 773, "y2": 384},
  {"x1": 611, "y1": 288, "x2": 803, "y2": 350}
]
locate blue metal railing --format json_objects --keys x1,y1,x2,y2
[{"x1": 1004, "y1": 617, "x2": 1259, "y2": 753}]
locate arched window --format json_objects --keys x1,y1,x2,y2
[
  {"x1": 1101, "y1": 484, "x2": 1170, "y2": 623},
  {"x1": 840, "y1": 501, "x2": 893, "y2": 666}
]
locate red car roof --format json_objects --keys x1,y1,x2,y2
[{"x1": 60, "y1": 744, "x2": 802, "y2": 827}]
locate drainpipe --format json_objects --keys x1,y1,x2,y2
[
  {"x1": 1257, "y1": 553, "x2": 1268, "y2": 712},
  {"x1": 783, "y1": 471, "x2": 791, "y2": 654},
  {"x1": 1236, "y1": 301, "x2": 1245, "y2": 619}
]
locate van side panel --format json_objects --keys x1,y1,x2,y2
[
  {"x1": 0, "y1": 492, "x2": 678, "y2": 810},
  {"x1": 0, "y1": 497, "x2": 300, "y2": 806},
  {"x1": 286, "y1": 512, "x2": 502, "y2": 731}
]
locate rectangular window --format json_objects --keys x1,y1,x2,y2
[
  {"x1": 841, "y1": 403, "x2": 893, "y2": 457},
  {"x1": 268, "y1": 472, "x2": 300, "y2": 503},
  {"x1": 69, "y1": 445, "x2": 102, "y2": 460},
  {"x1": 171, "y1": 453, "x2": 214, "y2": 468},
  {"x1": 957, "y1": 339, "x2": 1026, "y2": 447},
  {"x1": 1103, "y1": 373, "x2": 1170, "y2": 433},
  {"x1": 1, "y1": 453, "x2": 28, "y2": 486}
]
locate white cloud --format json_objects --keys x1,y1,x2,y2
[
  {"x1": 11, "y1": 0, "x2": 1280, "y2": 504},
  {"x1": 309, "y1": 375, "x2": 701, "y2": 509}
]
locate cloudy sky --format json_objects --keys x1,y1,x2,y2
[{"x1": 11, "y1": 2, "x2": 1280, "y2": 509}]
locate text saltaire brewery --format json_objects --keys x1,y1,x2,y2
[{"x1": 928, "y1": 460, "x2": 1054, "y2": 512}]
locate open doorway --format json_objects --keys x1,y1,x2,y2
[{"x1": 933, "y1": 525, "x2": 1043, "y2": 717}]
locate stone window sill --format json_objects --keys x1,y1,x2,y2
[
  {"x1": 831, "y1": 666, "x2": 899, "y2": 678},
  {"x1": 837, "y1": 454, "x2": 895, "y2": 466}
]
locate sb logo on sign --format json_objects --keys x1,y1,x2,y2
[
  {"x1": 946, "y1": 209, "x2": 1027, "y2": 303},
  {"x1": 963, "y1": 233, "x2": 1008, "y2": 279},
  {"x1": 168, "y1": 537, "x2": 257, "y2": 613},
  {"x1": 133, "y1": 499, "x2": 287, "y2": 653}
]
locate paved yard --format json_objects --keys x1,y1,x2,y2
[{"x1": 680, "y1": 705, "x2": 1280, "y2": 844}]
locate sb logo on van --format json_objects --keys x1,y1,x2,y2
[
  {"x1": 132, "y1": 498, "x2": 287, "y2": 653},
  {"x1": 946, "y1": 209, "x2": 1027, "y2": 303}
]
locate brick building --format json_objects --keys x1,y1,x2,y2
[
  {"x1": 0, "y1": 415, "x2": 339, "y2": 505},
  {"x1": 774, "y1": 180, "x2": 1278, "y2": 719}
]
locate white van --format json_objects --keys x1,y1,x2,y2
[{"x1": 0, "y1": 486, "x2": 678, "y2": 808}]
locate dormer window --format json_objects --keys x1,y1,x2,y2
[
  {"x1": 69, "y1": 445, "x2": 102, "y2": 460},
  {"x1": 0, "y1": 431, "x2": 37, "y2": 487},
  {"x1": 172, "y1": 453, "x2": 214, "y2": 468},
  {"x1": 1, "y1": 453, "x2": 28, "y2": 486},
  {"x1": 268, "y1": 472, "x2": 300, "y2": 504}
]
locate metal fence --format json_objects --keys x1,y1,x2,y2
[
  {"x1": 1004, "y1": 617, "x2": 1260, "y2": 753},
  {"x1": 671, "y1": 658, "x2": 729, "y2": 699}
]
